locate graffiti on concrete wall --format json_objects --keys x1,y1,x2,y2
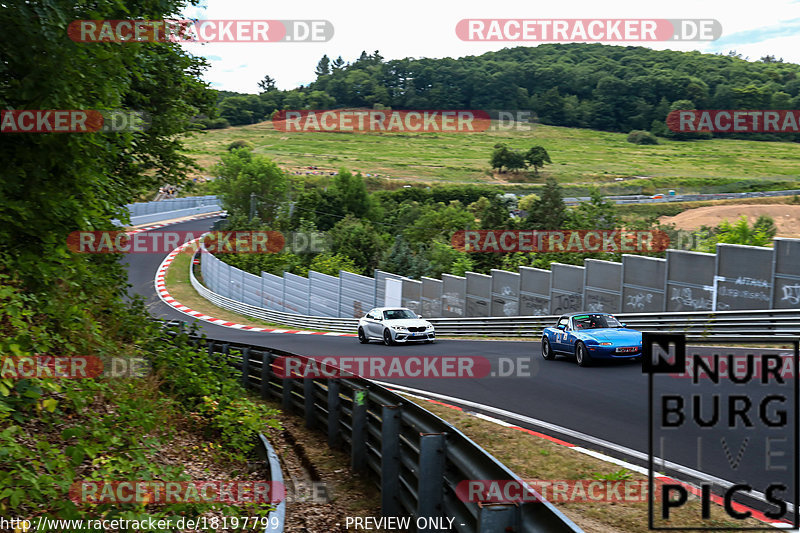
[
  {"x1": 625, "y1": 292, "x2": 653, "y2": 311},
  {"x1": 552, "y1": 292, "x2": 582, "y2": 315},
  {"x1": 669, "y1": 287, "x2": 713, "y2": 311}
]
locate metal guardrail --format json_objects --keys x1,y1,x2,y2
[
  {"x1": 128, "y1": 204, "x2": 222, "y2": 226},
  {"x1": 113, "y1": 195, "x2": 221, "y2": 226},
  {"x1": 190, "y1": 255, "x2": 800, "y2": 337},
  {"x1": 564, "y1": 189, "x2": 800, "y2": 205},
  {"x1": 257, "y1": 434, "x2": 285, "y2": 532},
  {"x1": 162, "y1": 323, "x2": 583, "y2": 533}
]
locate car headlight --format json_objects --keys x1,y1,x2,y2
[
  {"x1": 392, "y1": 325, "x2": 407, "y2": 331},
  {"x1": 425, "y1": 322, "x2": 433, "y2": 329},
  {"x1": 599, "y1": 342, "x2": 613, "y2": 346}
]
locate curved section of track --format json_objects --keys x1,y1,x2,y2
[{"x1": 124, "y1": 217, "x2": 797, "y2": 519}]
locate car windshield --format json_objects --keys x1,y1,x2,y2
[
  {"x1": 572, "y1": 314, "x2": 622, "y2": 330},
  {"x1": 383, "y1": 309, "x2": 417, "y2": 320}
]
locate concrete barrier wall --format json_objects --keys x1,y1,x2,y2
[
  {"x1": 665, "y1": 250, "x2": 715, "y2": 312},
  {"x1": 465, "y1": 272, "x2": 492, "y2": 317},
  {"x1": 773, "y1": 238, "x2": 800, "y2": 309},
  {"x1": 198, "y1": 238, "x2": 800, "y2": 319},
  {"x1": 715, "y1": 244, "x2": 773, "y2": 311},
  {"x1": 442, "y1": 274, "x2": 466, "y2": 317},
  {"x1": 621, "y1": 255, "x2": 666, "y2": 313},
  {"x1": 550, "y1": 263, "x2": 584, "y2": 315},
  {"x1": 583, "y1": 259, "x2": 622, "y2": 314}
]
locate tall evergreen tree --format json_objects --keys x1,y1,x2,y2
[
  {"x1": 315, "y1": 55, "x2": 331, "y2": 77},
  {"x1": 524, "y1": 177, "x2": 567, "y2": 230}
]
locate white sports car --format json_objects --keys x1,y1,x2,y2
[{"x1": 357, "y1": 307, "x2": 435, "y2": 345}]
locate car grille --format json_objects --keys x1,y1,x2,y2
[
  {"x1": 616, "y1": 347, "x2": 638, "y2": 353},
  {"x1": 408, "y1": 326, "x2": 426, "y2": 332}
]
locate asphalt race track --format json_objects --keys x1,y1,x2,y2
[{"x1": 124, "y1": 217, "x2": 798, "y2": 519}]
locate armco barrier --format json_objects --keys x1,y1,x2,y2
[
  {"x1": 161, "y1": 322, "x2": 583, "y2": 533},
  {"x1": 128, "y1": 204, "x2": 222, "y2": 226},
  {"x1": 114, "y1": 195, "x2": 221, "y2": 226},
  {"x1": 257, "y1": 433, "x2": 285, "y2": 533}
]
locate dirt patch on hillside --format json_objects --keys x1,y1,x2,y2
[{"x1": 660, "y1": 203, "x2": 800, "y2": 237}]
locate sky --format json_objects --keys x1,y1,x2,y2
[{"x1": 179, "y1": 0, "x2": 800, "y2": 93}]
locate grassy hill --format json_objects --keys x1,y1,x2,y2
[{"x1": 183, "y1": 120, "x2": 800, "y2": 194}]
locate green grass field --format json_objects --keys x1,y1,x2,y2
[{"x1": 182, "y1": 120, "x2": 800, "y2": 193}]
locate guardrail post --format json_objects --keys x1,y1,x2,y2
[
  {"x1": 327, "y1": 380, "x2": 341, "y2": 448},
  {"x1": 477, "y1": 503, "x2": 518, "y2": 533},
  {"x1": 380, "y1": 405, "x2": 401, "y2": 517},
  {"x1": 241, "y1": 347, "x2": 250, "y2": 390},
  {"x1": 304, "y1": 378, "x2": 316, "y2": 429},
  {"x1": 417, "y1": 433, "x2": 445, "y2": 525},
  {"x1": 282, "y1": 377, "x2": 293, "y2": 411},
  {"x1": 260, "y1": 351, "x2": 271, "y2": 401},
  {"x1": 220, "y1": 343, "x2": 229, "y2": 365},
  {"x1": 207, "y1": 341, "x2": 216, "y2": 360},
  {"x1": 351, "y1": 387, "x2": 368, "y2": 472}
]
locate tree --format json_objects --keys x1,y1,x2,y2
[
  {"x1": 525, "y1": 146, "x2": 552, "y2": 176},
  {"x1": 332, "y1": 56, "x2": 345, "y2": 70},
  {"x1": 315, "y1": 55, "x2": 331, "y2": 77},
  {"x1": 404, "y1": 201, "x2": 473, "y2": 244},
  {"x1": 219, "y1": 95, "x2": 267, "y2": 125},
  {"x1": 480, "y1": 196, "x2": 511, "y2": 230},
  {"x1": 258, "y1": 75, "x2": 277, "y2": 93},
  {"x1": 693, "y1": 215, "x2": 777, "y2": 252},
  {"x1": 568, "y1": 189, "x2": 618, "y2": 230},
  {"x1": 213, "y1": 149, "x2": 288, "y2": 223},
  {"x1": 331, "y1": 169, "x2": 371, "y2": 219},
  {"x1": 329, "y1": 215, "x2": 385, "y2": 274},
  {"x1": 664, "y1": 99, "x2": 712, "y2": 140},
  {"x1": 518, "y1": 194, "x2": 540, "y2": 213},
  {"x1": 304, "y1": 253, "x2": 358, "y2": 276},
  {"x1": 0, "y1": 0, "x2": 216, "y2": 295},
  {"x1": 523, "y1": 177, "x2": 567, "y2": 230},
  {"x1": 490, "y1": 143, "x2": 527, "y2": 173},
  {"x1": 422, "y1": 240, "x2": 474, "y2": 278},
  {"x1": 379, "y1": 235, "x2": 423, "y2": 278}
]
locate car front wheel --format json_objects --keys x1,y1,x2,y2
[
  {"x1": 575, "y1": 342, "x2": 592, "y2": 367},
  {"x1": 542, "y1": 337, "x2": 556, "y2": 360},
  {"x1": 358, "y1": 327, "x2": 369, "y2": 344},
  {"x1": 383, "y1": 329, "x2": 394, "y2": 346}
]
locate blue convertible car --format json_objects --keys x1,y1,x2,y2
[{"x1": 541, "y1": 312, "x2": 642, "y2": 367}]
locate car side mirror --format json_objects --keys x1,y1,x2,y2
[
  {"x1": 621, "y1": 323, "x2": 627, "y2": 328},
  {"x1": 557, "y1": 324, "x2": 565, "y2": 330}
]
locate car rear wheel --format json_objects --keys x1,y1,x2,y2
[
  {"x1": 358, "y1": 327, "x2": 369, "y2": 344},
  {"x1": 383, "y1": 329, "x2": 394, "y2": 346},
  {"x1": 542, "y1": 337, "x2": 556, "y2": 360},
  {"x1": 575, "y1": 342, "x2": 592, "y2": 367}
]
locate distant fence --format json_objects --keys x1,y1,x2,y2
[
  {"x1": 115, "y1": 195, "x2": 221, "y2": 226},
  {"x1": 160, "y1": 323, "x2": 583, "y2": 532},
  {"x1": 197, "y1": 238, "x2": 800, "y2": 319},
  {"x1": 565, "y1": 189, "x2": 800, "y2": 205}
]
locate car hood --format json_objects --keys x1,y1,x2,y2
[
  {"x1": 582, "y1": 328, "x2": 641, "y2": 342},
  {"x1": 385, "y1": 319, "x2": 431, "y2": 328}
]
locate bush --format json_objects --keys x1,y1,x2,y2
[
  {"x1": 192, "y1": 117, "x2": 230, "y2": 129},
  {"x1": 207, "y1": 117, "x2": 231, "y2": 129},
  {"x1": 227, "y1": 139, "x2": 254, "y2": 151},
  {"x1": 627, "y1": 130, "x2": 659, "y2": 145}
]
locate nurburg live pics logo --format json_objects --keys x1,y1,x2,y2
[{"x1": 643, "y1": 333, "x2": 799, "y2": 529}]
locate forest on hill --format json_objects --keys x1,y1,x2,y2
[{"x1": 206, "y1": 44, "x2": 800, "y2": 141}]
